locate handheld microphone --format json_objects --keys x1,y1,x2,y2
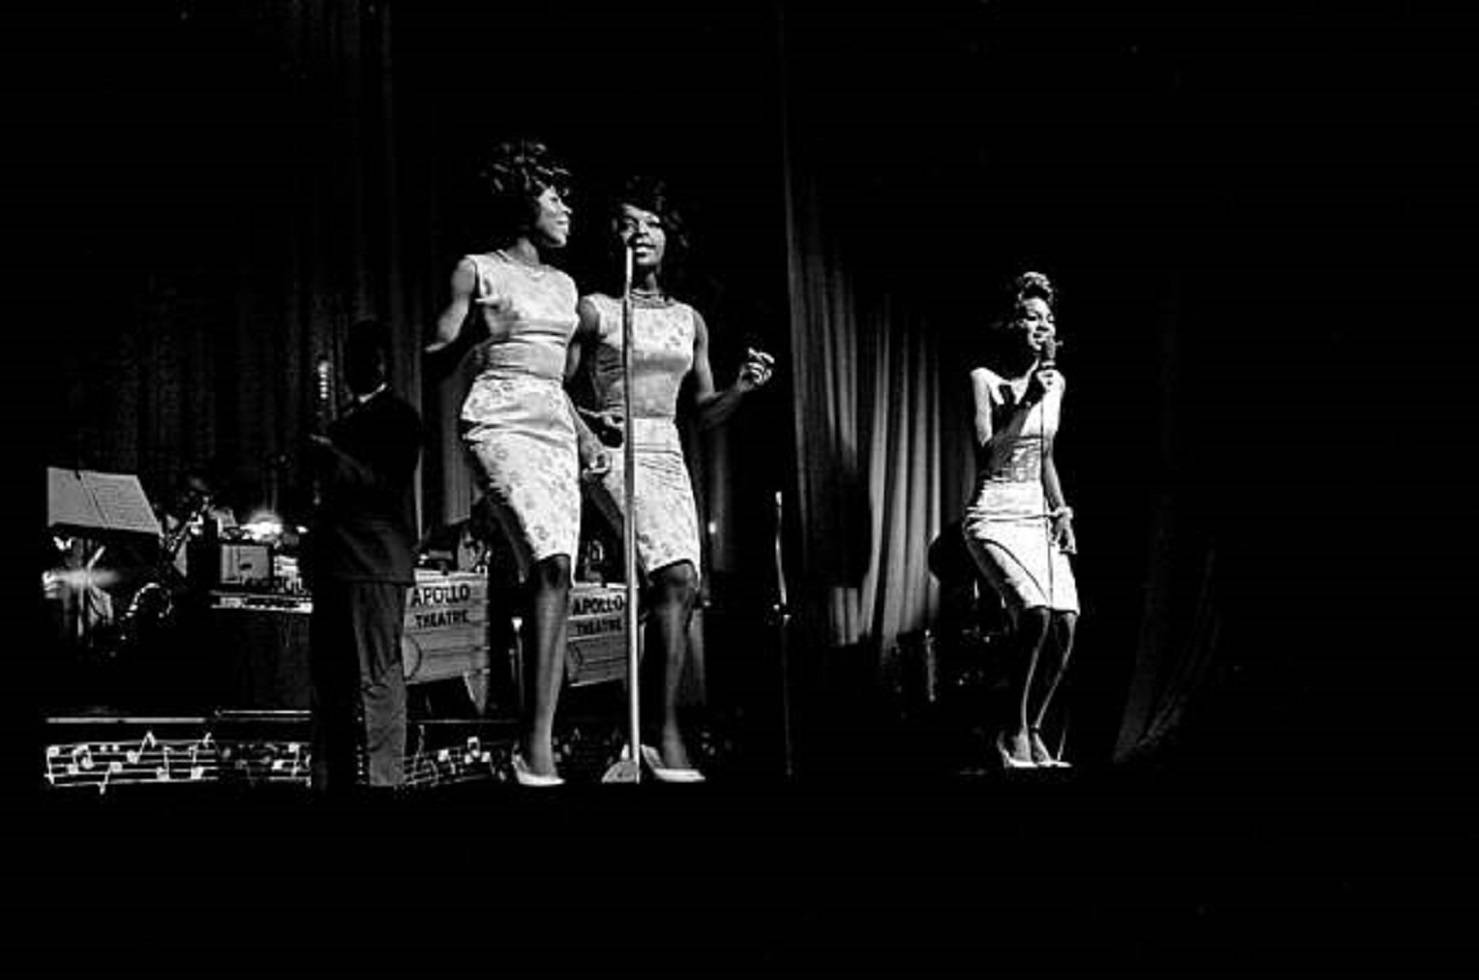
[{"x1": 1039, "y1": 335, "x2": 1060, "y2": 369}]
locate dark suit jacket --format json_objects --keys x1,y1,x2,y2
[{"x1": 309, "y1": 388, "x2": 423, "y2": 586}]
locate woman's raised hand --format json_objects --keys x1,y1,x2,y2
[
  {"x1": 737, "y1": 348, "x2": 776, "y2": 391},
  {"x1": 1022, "y1": 366, "x2": 1062, "y2": 408}
]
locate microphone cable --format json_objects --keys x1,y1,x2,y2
[
  {"x1": 1037, "y1": 334, "x2": 1065, "y2": 761},
  {"x1": 1038, "y1": 335, "x2": 1059, "y2": 618}
]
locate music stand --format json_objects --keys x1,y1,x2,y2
[
  {"x1": 47, "y1": 467, "x2": 162, "y2": 541},
  {"x1": 46, "y1": 467, "x2": 162, "y2": 648}
]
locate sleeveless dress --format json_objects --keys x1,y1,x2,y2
[
  {"x1": 582, "y1": 293, "x2": 702, "y2": 580},
  {"x1": 962, "y1": 366, "x2": 1080, "y2": 614},
  {"x1": 459, "y1": 252, "x2": 581, "y2": 576}
]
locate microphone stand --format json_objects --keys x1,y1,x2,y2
[
  {"x1": 602, "y1": 244, "x2": 643, "y2": 783},
  {"x1": 1036, "y1": 335, "x2": 1071, "y2": 762}
]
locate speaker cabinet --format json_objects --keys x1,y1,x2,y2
[{"x1": 207, "y1": 595, "x2": 312, "y2": 711}]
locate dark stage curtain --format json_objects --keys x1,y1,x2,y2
[
  {"x1": 783, "y1": 165, "x2": 966, "y2": 663},
  {"x1": 779, "y1": 12, "x2": 979, "y2": 673},
  {"x1": 42, "y1": 0, "x2": 430, "y2": 531},
  {"x1": 776, "y1": 2, "x2": 1230, "y2": 765},
  {"x1": 1114, "y1": 506, "x2": 1224, "y2": 764}
]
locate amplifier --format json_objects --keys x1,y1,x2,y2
[
  {"x1": 207, "y1": 594, "x2": 311, "y2": 711},
  {"x1": 209, "y1": 592, "x2": 311, "y2": 614},
  {"x1": 189, "y1": 541, "x2": 273, "y2": 590}
]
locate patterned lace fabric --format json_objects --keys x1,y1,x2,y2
[
  {"x1": 583, "y1": 293, "x2": 695, "y2": 421},
  {"x1": 458, "y1": 252, "x2": 582, "y2": 573},
  {"x1": 962, "y1": 365, "x2": 1078, "y2": 613},
  {"x1": 580, "y1": 292, "x2": 702, "y2": 578},
  {"x1": 462, "y1": 252, "x2": 579, "y2": 395}
]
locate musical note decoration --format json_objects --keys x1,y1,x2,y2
[
  {"x1": 401, "y1": 733, "x2": 502, "y2": 789},
  {"x1": 125, "y1": 730, "x2": 156, "y2": 764},
  {"x1": 219, "y1": 739, "x2": 311, "y2": 787},
  {"x1": 43, "y1": 730, "x2": 221, "y2": 794},
  {"x1": 44, "y1": 728, "x2": 511, "y2": 792}
]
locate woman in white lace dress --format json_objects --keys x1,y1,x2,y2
[
  {"x1": 963, "y1": 271, "x2": 1080, "y2": 770},
  {"x1": 426, "y1": 140, "x2": 606, "y2": 785},
  {"x1": 566, "y1": 177, "x2": 774, "y2": 781}
]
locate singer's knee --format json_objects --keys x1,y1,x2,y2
[
  {"x1": 650, "y1": 561, "x2": 698, "y2": 612},
  {"x1": 1018, "y1": 606, "x2": 1052, "y2": 648},
  {"x1": 1053, "y1": 611, "x2": 1078, "y2": 660},
  {"x1": 532, "y1": 554, "x2": 572, "y2": 593}
]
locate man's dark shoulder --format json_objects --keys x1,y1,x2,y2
[
  {"x1": 364, "y1": 389, "x2": 422, "y2": 428},
  {"x1": 387, "y1": 393, "x2": 423, "y2": 443},
  {"x1": 329, "y1": 391, "x2": 422, "y2": 447}
]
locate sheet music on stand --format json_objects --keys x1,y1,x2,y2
[{"x1": 47, "y1": 467, "x2": 162, "y2": 539}]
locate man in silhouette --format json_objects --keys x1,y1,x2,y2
[{"x1": 307, "y1": 319, "x2": 422, "y2": 793}]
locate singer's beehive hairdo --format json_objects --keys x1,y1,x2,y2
[
  {"x1": 478, "y1": 138, "x2": 572, "y2": 243},
  {"x1": 1010, "y1": 270, "x2": 1056, "y2": 316},
  {"x1": 984, "y1": 270, "x2": 1058, "y2": 338}
]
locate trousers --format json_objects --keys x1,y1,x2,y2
[{"x1": 309, "y1": 580, "x2": 408, "y2": 791}]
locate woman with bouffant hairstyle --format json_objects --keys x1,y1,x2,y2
[
  {"x1": 564, "y1": 175, "x2": 775, "y2": 781},
  {"x1": 426, "y1": 138, "x2": 607, "y2": 786},
  {"x1": 962, "y1": 271, "x2": 1080, "y2": 770}
]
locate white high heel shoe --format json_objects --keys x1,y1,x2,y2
[
  {"x1": 996, "y1": 732, "x2": 1037, "y2": 770},
  {"x1": 511, "y1": 751, "x2": 564, "y2": 787},
  {"x1": 1029, "y1": 728, "x2": 1070, "y2": 769},
  {"x1": 639, "y1": 744, "x2": 705, "y2": 783}
]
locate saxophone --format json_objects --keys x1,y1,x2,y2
[{"x1": 117, "y1": 489, "x2": 212, "y2": 646}]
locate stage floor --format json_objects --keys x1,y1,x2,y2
[{"x1": 10, "y1": 762, "x2": 1464, "y2": 967}]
